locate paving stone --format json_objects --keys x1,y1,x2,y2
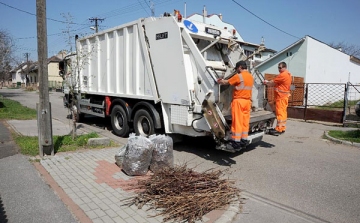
[
  {"x1": 85, "y1": 210, "x2": 98, "y2": 219},
  {"x1": 112, "y1": 216, "x2": 123, "y2": 223},
  {"x1": 100, "y1": 216, "x2": 115, "y2": 223},
  {"x1": 92, "y1": 218, "x2": 104, "y2": 223},
  {"x1": 94, "y1": 208, "x2": 107, "y2": 218},
  {"x1": 87, "y1": 202, "x2": 99, "y2": 210},
  {"x1": 79, "y1": 203, "x2": 91, "y2": 212},
  {"x1": 105, "y1": 209, "x2": 118, "y2": 218}
]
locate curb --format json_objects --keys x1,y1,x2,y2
[
  {"x1": 324, "y1": 131, "x2": 360, "y2": 148},
  {"x1": 214, "y1": 199, "x2": 241, "y2": 223},
  {"x1": 5, "y1": 120, "x2": 22, "y2": 136}
]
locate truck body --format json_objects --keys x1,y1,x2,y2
[{"x1": 60, "y1": 13, "x2": 275, "y2": 152}]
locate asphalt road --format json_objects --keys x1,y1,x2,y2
[{"x1": 1, "y1": 88, "x2": 360, "y2": 223}]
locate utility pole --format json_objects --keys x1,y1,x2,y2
[
  {"x1": 89, "y1": 17, "x2": 104, "y2": 33},
  {"x1": 24, "y1": 53, "x2": 30, "y2": 86},
  {"x1": 150, "y1": 1, "x2": 155, "y2": 17},
  {"x1": 36, "y1": 0, "x2": 54, "y2": 156}
]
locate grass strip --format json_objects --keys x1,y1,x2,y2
[
  {"x1": 0, "y1": 97, "x2": 37, "y2": 120},
  {"x1": 14, "y1": 132, "x2": 117, "y2": 156},
  {"x1": 328, "y1": 130, "x2": 360, "y2": 143}
]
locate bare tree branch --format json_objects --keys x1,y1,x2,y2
[{"x1": 328, "y1": 41, "x2": 360, "y2": 58}]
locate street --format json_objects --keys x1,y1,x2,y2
[{"x1": 1, "y1": 88, "x2": 360, "y2": 223}]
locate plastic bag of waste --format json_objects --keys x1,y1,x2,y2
[
  {"x1": 114, "y1": 145, "x2": 126, "y2": 167},
  {"x1": 149, "y1": 134, "x2": 174, "y2": 173},
  {"x1": 122, "y1": 133, "x2": 154, "y2": 176}
]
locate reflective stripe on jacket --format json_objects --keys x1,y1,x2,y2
[
  {"x1": 273, "y1": 70, "x2": 292, "y2": 99},
  {"x1": 228, "y1": 70, "x2": 254, "y2": 100}
]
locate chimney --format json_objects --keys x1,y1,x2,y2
[
  {"x1": 219, "y1": 13, "x2": 222, "y2": 21},
  {"x1": 203, "y1": 5, "x2": 207, "y2": 23}
]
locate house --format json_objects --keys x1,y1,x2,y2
[
  {"x1": 255, "y1": 35, "x2": 360, "y2": 110},
  {"x1": 187, "y1": 12, "x2": 276, "y2": 64},
  {"x1": 255, "y1": 35, "x2": 360, "y2": 84},
  {"x1": 10, "y1": 62, "x2": 30, "y2": 88},
  {"x1": 26, "y1": 55, "x2": 63, "y2": 89}
]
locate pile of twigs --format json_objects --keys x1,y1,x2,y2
[{"x1": 124, "y1": 165, "x2": 241, "y2": 223}]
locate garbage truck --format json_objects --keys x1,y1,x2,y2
[{"x1": 59, "y1": 11, "x2": 275, "y2": 152}]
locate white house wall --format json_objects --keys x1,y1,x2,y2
[
  {"x1": 256, "y1": 40, "x2": 307, "y2": 78},
  {"x1": 306, "y1": 36, "x2": 360, "y2": 84}
]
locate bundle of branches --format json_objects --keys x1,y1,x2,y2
[{"x1": 124, "y1": 164, "x2": 241, "y2": 223}]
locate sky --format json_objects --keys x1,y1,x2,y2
[{"x1": 1, "y1": 0, "x2": 359, "y2": 62}]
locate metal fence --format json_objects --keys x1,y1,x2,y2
[{"x1": 266, "y1": 82, "x2": 360, "y2": 124}]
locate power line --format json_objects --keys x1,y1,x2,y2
[
  {"x1": 89, "y1": 17, "x2": 105, "y2": 33},
  {"x1": 138, "y1": 0, "x2": 151, "y2": 17},
  {"x1": 95, "y1": 0, "x2": 172, "y2": 19},
  {"x1": 0, "y1": 1, "x2": 88, "y2": 25},
  {"x1": 230, "y1": 0, "x2": 300, "y2": 39},
  {"x1": 14, "y1": 26, "x2": 90, "y2": 40}
]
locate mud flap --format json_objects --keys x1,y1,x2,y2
[{"x1": 202, "y1": 99, "x2": 227, "y2": 140}]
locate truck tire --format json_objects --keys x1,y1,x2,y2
[
  {"x1": 111, "y1": 105, "x2": 130, "y2": 137},
  {"x1": 134, "y1": 109, "x2": 155, "y2": 137}
]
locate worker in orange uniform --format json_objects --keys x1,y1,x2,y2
[
  {"x1": 263, "y1": 62, "x2": 292, "y2": 136},
  {"x1": 217, "y1": 61, "x2": 254, "y2": 151}
]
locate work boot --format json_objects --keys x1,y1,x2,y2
[
  {"x1": 240, "y1": 139, "x2": 250, "y2": 146},
  {"x1": 222, "y1": 141, "x2": 241, "y2": 152},
  {"x1": 268, "y1": 128, "x2": 281, "y2": 136}
]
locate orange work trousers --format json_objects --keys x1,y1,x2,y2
[
  {"x1": 231, "y1": 98, "x2": 251, "y2": 142},
  {"x1": 275, "y1": 97, "x2": 288, "y2": 132}
]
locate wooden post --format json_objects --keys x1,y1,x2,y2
[{"x1": 36, "y1": 0, "x2": 53, "y2": 156}]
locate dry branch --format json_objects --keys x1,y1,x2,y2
[{"x1": 123, "y1": 164, "x2": 241, "y2": 223}]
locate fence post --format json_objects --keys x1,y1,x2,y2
[
  {"x1": 342, "y1": 82, "x2": 349, "y2": 126},
  {"x1": 304, "y1": 83, "x2": 308, "y2": 121}
]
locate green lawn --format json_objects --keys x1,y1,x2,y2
[
  {"x1": 328, "y1": 130, "x2": 360, "y2": 143},
  {"x1": 0, "y1": 97, "x2": 37, "y2": 120},
  {"x1": 14, "y1": 132, "x2": 117, "y2": 156},
  {"x1": 1, "y1": 96, "x2": 118, "y2": 156}
]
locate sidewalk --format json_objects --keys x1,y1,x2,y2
[{"x1": 3, "y1": 119, "x2": 239, "y2": 223}]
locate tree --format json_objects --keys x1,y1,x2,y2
[
  {"x1": 0, "y1": 30, "x2": 15, "y2": 87},
  {"x1": 328, "y1": 41, "x2": 360, "y2": 58},
  {"x1": 60, "y1": 14, "x2": 96, "y2": 139}
]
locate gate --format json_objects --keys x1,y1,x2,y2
[{"x1": 265, "y1": 82, "x2": 360, "y2": 124}]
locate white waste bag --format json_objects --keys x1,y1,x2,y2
[
  {"x1": 122, "y1": 133, "x2": 154, "y2": 176},
  {"x1": 114, "y1": 145, "x2": 126, "y2": 167},
  {"x1": 149, "y1": 134, "x2": 174, "y2": 173}
]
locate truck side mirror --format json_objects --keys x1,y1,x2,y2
[
  {"x1": 59, "y1": 61, "x2": 64, "y2": 71},
  {"x1": 59, "y1": 61, "x2": 65, "y2": 79}
]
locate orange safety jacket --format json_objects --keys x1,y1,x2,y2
[
  {"x1": 273, "y1": 70, "x2": 292, "y2": 99},
  {"x1": 228, "y1": 70, "x2": 254, "y2": 141},
  {"x1": 273, "y1": 69, "x2": 291, "y2": 132},
  {"x1": 228, "y1": 70, "x2": 253, "y2": 100}
]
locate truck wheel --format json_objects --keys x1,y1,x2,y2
[
  {"x1": 111, "y1": 105, "x2": 130, "y2": 137},
  {"x1": 134, "y1": 109, "x2": 155, "y2": 137}
]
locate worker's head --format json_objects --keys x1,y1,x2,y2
[
  {"x1": 235, "y1": 61, "x2": 247, "y2": 71},
  {"x1": 278, "y1": 62, "x2": 287, "y2": 72}
]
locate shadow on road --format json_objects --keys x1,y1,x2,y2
[
  {"x1": 173, "y1": 136, "x2": 271, "y2": 167},
  {"x1": 66, "y1": 114, "x2": 113, "y2": 131},
  {"x1": 0, "y1": 92, "x2": 24, "y2": 99},
  {"x1": 65, "y1": 113, "x2": 276, "y2": 166},
  {"x1": 0, "y1": 195, "x2": 8, "y2": 223}
]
